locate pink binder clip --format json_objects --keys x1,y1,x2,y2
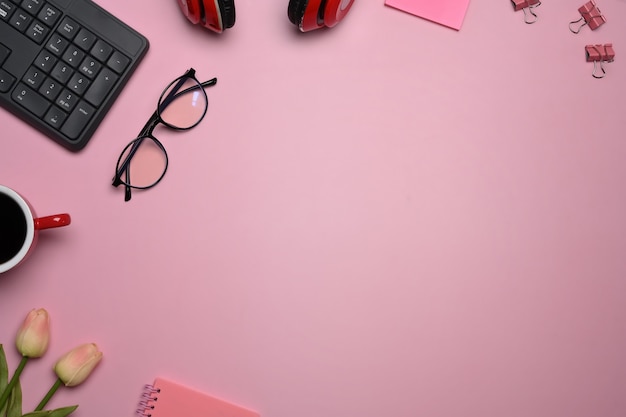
[
  {"x1": 585, "y1": 44, "x2": 615, "y2": 78},
  {"x1": 511, "y1": 0, "x2": 541, "y2": 24},
  {"x1": 570, "y1": 1, "x2": 606, "y2": 33}
]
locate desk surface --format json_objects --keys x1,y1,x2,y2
[{"x1": 1, "y1": 1, "x2": 626, "y2": 416}]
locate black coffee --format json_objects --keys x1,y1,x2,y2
[{"x1": 0, "y1": 193, "x2": 28, "y2": 264}]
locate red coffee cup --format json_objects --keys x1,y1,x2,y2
[{"x1": 0, "y1": 185, "x2": 71, "y2": 273}]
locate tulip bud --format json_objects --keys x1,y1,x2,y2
[
  {"x1": 54, "y1": 343, "x2": 103, "y2": 387},
  {"x1": 15, "y1": 308, "x2": 50, "y2": 358}
]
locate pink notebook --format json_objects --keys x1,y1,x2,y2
[
  {"x1": 136, "y1": 378, "x2": 259, "y2": 417},
  {"x1": 385, "y1": 0, "x2": 471, "y2": 31}
]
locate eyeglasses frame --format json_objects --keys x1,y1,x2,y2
[{"x1": 112, "y1": 68, "x2": 217, "y2": 201}]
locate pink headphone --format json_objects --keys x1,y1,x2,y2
[{"x1": 177, "y1": 0, "x2": 356, "y2": 33}]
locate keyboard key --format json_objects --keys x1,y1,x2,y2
[
  {"x1": 57, "y1": 16, "x2": 79, "y2": 39},
  {"x1": 62, "y1": 44, "x2": 84, "y2": 67},
  {"x1": 9, "y1": 10, "x2": 32, "y2": 32},
  {"x1": 0, "y1": 68, "x2": 16, "y2": 93},
  {"x1": 90, "y1": 39, "x2": 112, "y2": 62},
  {"x1": 33, "y1": 50, "x2": 57, "y2": 72},
  {"x1": 50, "y1": 61, "x2": 73, "y2": 83},
  {"x1": 12, "y1": 82, "x2": 50, "y2": 117},
  {"x1": 61, "y1": 100, "x2": 95, "y2": 139},
  {"x1": 44, "y1": 105, "x2": 67, "y2": 129},
  {"x1": 67, "y1": 72, "x2": 89, "y2": 94},
  {"x1": 55, "y1": 88, "x2": 78, "y2": 112},
  {"x1": 37, "y1": 4, "x2": 60, "y2": 26},
  {"x1": 26, "y1": 20, "x2": 49, "y2": 44},
  {"x1": 79, "y1": 56, "x2": 101, "y2": 79},
  {"x1": 0, "y1": 1, "x2": 16, "y2": 22},
  {"x1": 107, "y1": 51, "x2": 130, "y2": 74},
  {"x1": 21, "y1": 0, "x2": 44, "y2": 16},
  {"x1": 46, "y1": 33, "x2": 69, "y2": 56},
  {"x1": 22, "y1": 66, "x2": 45, "y2": 88},
  {"x1": 38, "y1": 77, "x2": 61, "y2": 100},
  {"x1": 84, "y1": 67, "x2": 118, "y2": 107},
  {"x1": 74, "y1": 28, "x2": 96, "y2": 51}
]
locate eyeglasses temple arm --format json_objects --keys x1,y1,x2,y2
[
  {"x1": 159, "y1": 77, "x2": 217, "y2": 111},
  {"x1": 124, "y1": 173, "x2": 132, "y2": 201}
]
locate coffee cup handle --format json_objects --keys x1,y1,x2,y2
[{"x1": 34, "y1": 214, "x2": 71, "y2": 230}]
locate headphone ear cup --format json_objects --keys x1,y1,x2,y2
[
  {"x1": 287, "y1": 0, "x2": 307, "y2": 27},
  {"x1": 198, "y1": 0, "x2": 236, "y2": 32},
  {"x1": 219, "y1": 0, "x2": 236, "y2": 29},
  {"x1": 322, "y1": 0, "x2": 354, "y2": 27},
  {"x1": 177, "y1": 0, "x2": 202, "y2": 25},
  {"x1": 287, "y1": 0, "x2": 325, "y2": 32}
]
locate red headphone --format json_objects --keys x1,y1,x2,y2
[{"x1": 176, "y1": 0, "x2": 355, "y2": 33}]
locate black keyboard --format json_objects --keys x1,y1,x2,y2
[{"x1": 0, "y1": 0, "x2": 149, "y2": 151}]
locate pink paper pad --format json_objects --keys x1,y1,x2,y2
[
  {"x1": 146, "y1": 378, "x2": 259, "y2": 417},
  {"x1": 385, "y1": 0, "x2": 471, "y2": 31}
]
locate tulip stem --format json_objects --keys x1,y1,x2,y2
[
  {"x1": 35, "y1": 378, "x2": 63, "y2": 411},
  {"x1": 0, "y1": 356, "x2": 28, "y2": 410}
]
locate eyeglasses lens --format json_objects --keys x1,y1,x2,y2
[
  {"x1": 159, "y1": 77, "x2": 208, "y2": 129},
  {"x1": 117, "y1": 137, "x2": 167, "y2": 188}
]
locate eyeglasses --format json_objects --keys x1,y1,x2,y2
[{"x1": 112, "y1": 68, "x2": 217, "y2": 201}]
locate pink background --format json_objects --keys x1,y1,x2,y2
[{"x1": 1, "y1": 1, "x2": 626, "y2": 416}]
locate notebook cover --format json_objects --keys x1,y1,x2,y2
[
  {"x1": 385, "y1": 0, "x2": 471, "y2": 31},
  {"x1": 146, "y1": 377, "x2": 259, "y2": 417}
]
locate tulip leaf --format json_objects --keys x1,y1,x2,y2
[
  {"x1": 22, "y1": 405, "x2": 78, "y2": 417},
  {"x1": 0, "y1": 345, "x2": 8, "y2": 417},
  {"x1": 6, "y1": 378, "x2": 21, "y2": 417},
  {"x1": 0, "y1": 345, "x2": 7, "y2": 385}
]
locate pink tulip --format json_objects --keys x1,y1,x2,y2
[
  {"x1": 54, "y1": 343, "x2": 103, "y2": 387},
  {"x1": 15, "y1": 308, "x2": 50, "y2": 358}
]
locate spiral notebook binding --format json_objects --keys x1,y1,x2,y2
[{"x1": 136, "y1": 384, "x2": 161, "y2": 417}]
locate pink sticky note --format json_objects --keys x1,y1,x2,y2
[{"x1": 385, "y1": 0, "x2": 471, "y2": 31}]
